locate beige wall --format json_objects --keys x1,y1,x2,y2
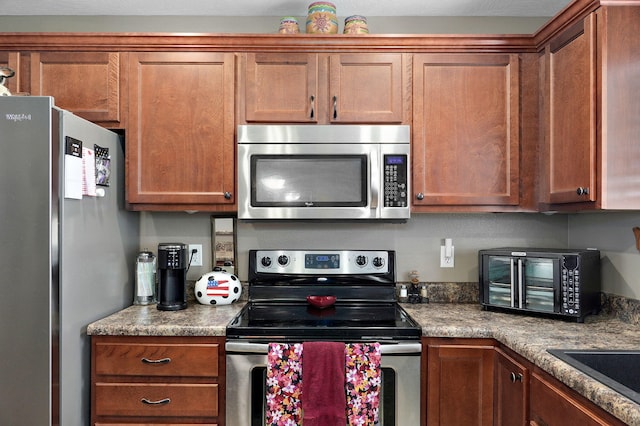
[
  {"x1": 569, "y1": 212, "x2": 640, "y2": 300},
  {"x1": 0, "y1": 15, "x2": 548, "y2": 34},
  {"x1": 138, "y1": 210, "x2": 640, "y2": 300},
  {"x1": 235, "y1": 213, "x2": 569, "y2": 283}
]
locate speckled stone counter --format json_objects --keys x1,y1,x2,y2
[
  {"x1": 402, "y1": 303, "x2": 640, "y2": 425},
  {"x1": 87, "y1": 301, "x2": 640, "y2": 425},
  {"x1": 87, "y1": 302, "x2": 244, "y2": 337}
]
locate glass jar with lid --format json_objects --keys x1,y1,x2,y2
[{"x1": 134, "y1": 250, "x2": 156, "y2": 305}]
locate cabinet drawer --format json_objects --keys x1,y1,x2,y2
[
  {"x1": 95, "y1": 342, "x2": 219, "y2": 378},
  {"x1": 95, "y1": 383, "x2": 218, "y2": 418}
]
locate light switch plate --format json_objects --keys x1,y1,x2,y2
[{"x1": 440, "y1": 245, "x2": 454, "y2": 268}]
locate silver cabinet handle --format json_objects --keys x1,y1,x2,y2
[
  {"x1": 310, "y1": 95, "x2": 315, "y2": 119},
  {"x1": 141, "y1": 397, "x2": 171, "y2": 405},
  {"x1": 416, "y1": 193, "x2": 424, "y2": 200},
  {"x1": 141, "y1": 357, "x2": 171, "y2": 365},
  {"x1": 576, "y1": 187, "x2": 590, "y2": 196},
  {"x1": 333, "y1": 95, "x2": 338, "y2": 119},
  {"x1": 224, "y1": 191, "x2": 232, "y2": 200}
]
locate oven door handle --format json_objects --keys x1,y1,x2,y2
[{"x1": 226, "y1": 340, "x2": 422, "y2": 355}]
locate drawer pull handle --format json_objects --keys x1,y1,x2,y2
[
  {"x1": 141, "y1": 357, "x2": 171, "y2": 365},
  {"x1": 141, "y1": 397, "x2": 171, "y2": 406}
]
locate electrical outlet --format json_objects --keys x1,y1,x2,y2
[{"x1": 189, "y1": 244, "x2": 203, "y2": 267}]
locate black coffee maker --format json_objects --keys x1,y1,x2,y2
[{"x1": 157, "y1": 243, "x2": 188, "y2": 311}]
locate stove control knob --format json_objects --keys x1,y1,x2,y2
[
  {"x1": 372, "y1": 257, "x2": 385, "y2": 268},
  {"x1": 278, "y1": 255, "x2": 289, "y2": 266},
  {"x1": 355, "y1": 255, "x2": 368, "y2": 267},
  {"x1": 261, "y1": 256, "x2": 272, "y2": 268}
]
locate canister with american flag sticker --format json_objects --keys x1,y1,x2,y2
[{"x1": 195, "y1": 270, "x2": 242, "y2": 305}]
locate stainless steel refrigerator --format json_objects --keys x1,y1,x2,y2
[{"x1": 0, "y1": 96, "x2": 139, "y2": 426}]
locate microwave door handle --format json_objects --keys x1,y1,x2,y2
[
  {"x1": 370, "y1": 150, "x2": 379, "y2": 211},
  {"x1": 517, "y1": 258, "x2": 525, "y2": 309}
]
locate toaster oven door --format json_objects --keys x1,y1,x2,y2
[{"x1": 482, "y1": 255, "x2": 560, "y2": 313}]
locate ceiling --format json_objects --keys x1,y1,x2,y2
[{"x1": 2, "y1": 0, "x2": 573, "y2": 17}]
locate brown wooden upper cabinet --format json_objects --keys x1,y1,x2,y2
[
  {"x1": 29, "y1": 52, "x2": 122, "y2": 127},
  {"x1": 542, "y1": 15, "x2": 597, "y2": 206},
  {"x1": 126, "y1": 52, "x2": 236, "y2": 211},
  {"x1": 0, "y1": 52, "x2": 20, "y2": 95},
  {"x1": 412, "y1": 53, "x2": 520, "y2": 210},
  {"x1": 540, "y1": 7, "x2": 640, "y2": 210},
  {"x1": 240, "y1": 52, "x2": 409, "y2": 124}
]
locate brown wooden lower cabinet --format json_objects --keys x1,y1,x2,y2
[
  {"x1": 529, "y1": 369, "x2": 625, "y2": 426},
  {"x1": 424, "y1": 338, "x2": 496, "y2": 426},
  {"x1": 91, "y1": 336, "x2": 225, "y2": 425},
  {"x1": 423, "y1": 338, "x2": 625, "y2": 426},
  {"x1": 495, "y1": 347, "x2": 529, "y2": 426}
]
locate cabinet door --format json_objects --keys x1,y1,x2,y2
[
  {"x1": 244, "y1": 52, "x2": 319, "y2": 123},
  {"x1": 426, "y1": 340, "x2": 495, "y2": 426},
  {"x1": 0, "y1": 52, "x2": 20, "y2": 95},
  {"x1": 543, "y1": 15, "x2": 597, "y2": 204},
  {"x1": 529, "y1": 371, "x2": 625, "y2": 426},
  {"x1": 126, "y1": 52, "x2": 235, "y2": 208},
  {"x1": 30, "y1": 52, "x2": 122, "y2": 126},
  {"x1": 328, "y1": 53, "x2": 407, "y2": 123},
  {"x1": 495, "y1": 348, "x2": 528, "y2": 426},
  {"x1": 413, "y1": 54, "x2": 520, "y2": 208}
]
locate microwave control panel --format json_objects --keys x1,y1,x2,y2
[
  {"x1": 383, "y1": 155, "x2": 408, "y2": 208},
  {"x1": 561, "y1": 255, "x2": 580, "y2": 315}
]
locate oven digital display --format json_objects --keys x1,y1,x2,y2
[{"x1": 305, "y1": 253, "x2": 340, "y2": 269}]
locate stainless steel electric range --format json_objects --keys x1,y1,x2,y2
[{"x1": 226, "y1": 249, "x2": 422, "y2": 426}]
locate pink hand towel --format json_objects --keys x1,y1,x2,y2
[{"x1": 302, "y1": 341, "x2": 347, "y2": 426}]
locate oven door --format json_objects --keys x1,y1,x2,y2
[{"x1": 226, "y1": 341, "x2": 422, "y2": 426}]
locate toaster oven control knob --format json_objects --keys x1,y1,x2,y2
[
  {"x1": 260, "y1": 256, "x2": 272, "y2": 268},
  {"x1": 356, "y1": 255, "x2": 368, "y2": 267},
  {"x1": 372, "y1": 256, "x2": 385, "y2": 268},
  {"x1": 278, "y1": 255, "x2": 289, "y2": 266}
]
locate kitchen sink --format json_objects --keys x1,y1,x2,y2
[{"x1": 548, "y1": 349, "x2": 640, "y2": 405}]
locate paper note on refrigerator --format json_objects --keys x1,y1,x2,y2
[
  {"x1": 82, "y1": 147, "x2": 97, "y2": 197},
  {"x1": 64, "y1": 137, "x2": 83, "y2": 200}
]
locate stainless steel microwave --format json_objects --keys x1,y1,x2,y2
[
  {"x1": 479, "y1": 248, "x2": 601, "y2": 322},
  {"x1": 237, "y1": 125, "x2": 410, "y2": 220}
]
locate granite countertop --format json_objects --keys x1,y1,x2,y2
[
  {"x1": 87, "y1": 302, "x2": 640, "y2": 425},
  {"x1": 87, "y1": 302, "x2": 244, "y2": 336},
  {"x1": 402, "y1": 303, "x2": 640, "y2": 425}
]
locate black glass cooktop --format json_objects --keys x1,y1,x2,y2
[{"x1": 226, "y1": 301, "x2": 421, "y2": 342}]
